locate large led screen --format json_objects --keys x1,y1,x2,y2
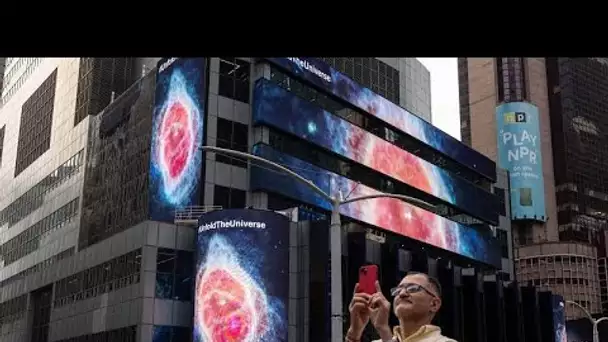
[
  {"x1": 496, "y1": 102, "x2": 546, "y2": 222},
  {"x1": 149, "y1": 58, "x2": 207, "y2": 223},
  {"x1": 251, "y1": 143, "x2": 501, "y2": 268},
  {"x1": 264, "y1": 57, "x2": 496, "y2": 181},
  {"x1": 253, "y1": 79, "x2": 500, "y2": 225},
  {"x1": 195, "y1": 209, "x2": 289, "y2": 342}
]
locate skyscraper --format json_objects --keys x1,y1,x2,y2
[
  {"x1": 459, "y1": 57, "x2": 606, "y2": 318},
  {"x1": 0, "y1": 57, "x2": 442, "y2": 341}
]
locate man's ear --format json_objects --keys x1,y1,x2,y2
[{"x1": 430, "y1": 297, "x2": 441, "y2": 313}]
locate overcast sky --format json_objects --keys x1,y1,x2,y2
[{"x1": 416, "y1": 58, "x2": 461, "y2": 141}]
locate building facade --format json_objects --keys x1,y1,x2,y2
[
  {"x1": 0, "y1": 57, "x2": 501, "y2": 342},
  {"x1": 459, "y1": 57, "x2": 606, "y2": 319},
  {"x1": 319, "y1": 57, "x2": 432, "y2": 122}
]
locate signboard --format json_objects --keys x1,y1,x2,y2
[
  {"x1": 194, "y1": 209, "x2": 289, "y2": 342},
  {"x1": 496, "y1": 102, "x2": 546, "y2": 222},
  {"x1": 149, "y1": 58, "x2": 207, "y2": 222}
]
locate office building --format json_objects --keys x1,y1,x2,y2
[
  {"x1": 0, "y1": 57, "x2": 504, "y2": 341},
  {"x1": 459, "y1": 57, "x2": 606, "y2": 319},
  {"x1": 320, "y1": 58, "x2": 432, "y2": 122}
]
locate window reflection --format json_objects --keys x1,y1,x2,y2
[
  {"x1": 0, "y1": 198, "x2": 79, "y2": 266},
  {"x1": 153, "y1": 325, "x2": 192, "y2": 342},
  {"x1": 0, "y1": 295, "x2": 27, "y2": 328},
  {"x1": 155, "y1": 248, "x2": 193, "y2": 301},
  {"x1": 0, "y1": 247, "x2": 74, "y2": 289},
  {"x1": 52, "y1": 326, "x2": 137, "y2": 342},
  {"x1": 14, "y1": 69, "x2": 56, "y2": 176},
  {"x1": 54, "y1": 249, "x2": 141, "y2": 308},
  {"x1": 219, "y1": 57, "x2": 250, "y2": 103},
  {"x1": 216, "y1": 118, "x2": 249, "y2": 168},
  {"x1": 0, "y1": 149, "x2": 84, "y2": 228}
]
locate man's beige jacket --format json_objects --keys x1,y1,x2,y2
[{"x1": 372, "y1": 324, "x2": 457, "y2": 342}]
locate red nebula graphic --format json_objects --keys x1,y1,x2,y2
[
  {"x1": 344, "y1": 114, "x2": 435, "y2": 200},
  {"x1": 159, "y1": 100, "x2": 193, "y2": 181},
  {"x1": 341, "y1": 182, "x2": 450, "y2": 251},
  {"x1": 196, "y1": 268, "x2": 268, "y2": 341},
  {"x1": 195, "y1": 235, "x2": 272, "y2": 342}
]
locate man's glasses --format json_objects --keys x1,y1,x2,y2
[{"x1": 390, "y1": 283, "x2": 437, "y2": 298}]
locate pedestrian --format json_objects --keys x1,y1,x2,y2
[{"x1": 345, "y1": 272, "x2": 457, "y2": 342}]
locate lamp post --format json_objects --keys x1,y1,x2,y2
[
  {"x1": 566, "y1": 300, "x2": 608, "y2": 342},
  {"x1": 199, "y1": 146, "x2": 435, "y2": 342}
]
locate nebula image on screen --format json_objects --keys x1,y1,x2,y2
[
  {"x1": 251, "y1": 144, "x2": 501, "y2": 267},
  {"x1": 194, "y1": 209, "x2": 288, "y2": 342},
  {"x1": 253, "y1": 79, "x2": 500, "y2": 225},
  {"x1": 265, "y1": 57, "x2": 496, "y2": 180},
  {"x1": 149, "y1": 58, "x2": 206, "y2": 222}
]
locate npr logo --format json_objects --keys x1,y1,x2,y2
[{"x1": 503, "y1": 111, "x2": 527, "y2": 124}]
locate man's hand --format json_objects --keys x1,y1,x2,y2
[
  {"x1": 347, "y1": 283, "x2": 371, "y2": 340},
  {"x1": 369, "y1": 281, "x2": 392, "y2": 341}
]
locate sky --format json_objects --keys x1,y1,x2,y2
[{"x1": 416, "y1": 58, "x2": 461, "y2": 141}]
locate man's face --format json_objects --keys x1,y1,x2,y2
[{"x1": 392, "y1": 274, "x2": 441, "y2": 320}]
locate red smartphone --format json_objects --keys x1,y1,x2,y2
[{"x1": 358, "y1": 265, "x2": 378, "y2": 294}]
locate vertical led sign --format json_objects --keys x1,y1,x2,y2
[
  {"x1": 194, "y1": 209, "x2": 289, "y2": 342},
  {"x1": 496, "y1": 102, "x2": 546, "y2": 221},
  {"x1": 149, "y1": 58, "x2": 207, "y2": 222}
]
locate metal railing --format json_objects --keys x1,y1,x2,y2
[{"x1": 174, "y1": 205, "x2": 222, "y2": 225}]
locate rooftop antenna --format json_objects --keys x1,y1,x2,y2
[{"x1": 110, "y1": 91, "x2": 116, "y2": 103}]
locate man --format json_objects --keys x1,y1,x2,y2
[{"x1": 345, "y1": 272, "x2": 456, "y2": 342}]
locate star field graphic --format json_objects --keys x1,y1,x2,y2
[
  {"x1": 194, "y1": 209, "x2": 288, "y2": 342},
  {"x1": 149, "y1": 58, "x2": 206, "y2": 223},
  {"x1": 251, "y1": 144, "x2": 501, "y2": 267},
  {"x1": 265, "y1": 57, "x2": 496, "y2": 181},
  {"x1": 253, "y1": 79, "x2": 500, "y2": 225}
]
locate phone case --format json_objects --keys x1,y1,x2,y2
[{"x1": 358, "y1": 265, "x2": 378, "y2": 294}]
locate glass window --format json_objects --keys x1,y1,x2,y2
[
  {"x1": 214, "y1": 185, "x2": 246, "y2": 209},
  {"x1": 216, "y1": 118, "x2": 248, "y2": 168},
  {"x1": 155, "y1": 248, "x2": 193, "y2": 301},
  {"x1": 218, "y1": 57, "x2": 250, "y2": 103}
]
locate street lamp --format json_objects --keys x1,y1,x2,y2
[
  {"x1": 566, "y1": 300, "x2": 608, "y2": 342},
  {"x1": 200, "y1": 146, "x2": 435, "y2": 342}
]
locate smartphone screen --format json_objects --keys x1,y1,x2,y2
[{"x1": 358, "y1": 265, "x2": 378, "y2": 294}]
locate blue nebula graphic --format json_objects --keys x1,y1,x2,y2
[
  {"x1": 266, "y1": 57, "x2": 496, "y2": 181},
  {"x1": 195, "y1": 209, "x2": 289, "y2": 342},
  {"x1": 253, "y1": 78, "x2": 500, "y2": 225},
  {"x1": 251, "y1": 144, "x2": 502, "y2": 267},
  {"x1": 149, "y1": 58, "x2": 207, "y2": 223}
]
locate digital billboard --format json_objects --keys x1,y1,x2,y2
[
  {"x1": 251, "y1": 143, "x2": 502, "y2": 268},
  {"x1": 149, "y1": 58, "x2": 207, "y2": 223},
  {"x1": 253, "y1": 79, "x2": 500, "y2": 225},
  {"x1": 264, "y1": 57, "x2": 496, "y2": 181},
  {"x1": 552, "y1": 294, "x2": 567, "y2": 342},
  {"x1": 194, "y1": 209, "x2": 288, "y2": 342},
  {"x1": 496, "y1": 102, "x2": 546, "y2": 222}
]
